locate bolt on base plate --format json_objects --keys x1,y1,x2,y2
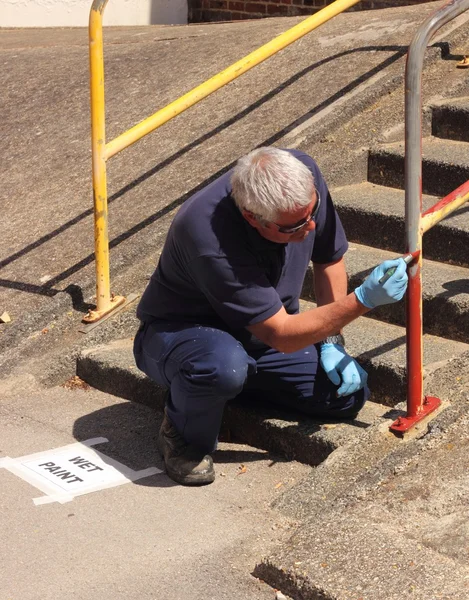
[
  {"x1": 82, "y1": 295, "x2": 126, "y2": 324},
  {"x1": 389, "y1": 396, "x2": 442, "y2": 435}
]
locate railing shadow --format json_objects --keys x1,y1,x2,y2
[{"x1": 1, "y1": 43, "x2": 436, "y2": 305}]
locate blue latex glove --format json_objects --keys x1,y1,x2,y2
[
  {"x1": 320, "y1": 343, "x2": 368, "y2": 397},
  {"x1": 355, "y1": 258, "x2": 408, "y2": 309}
]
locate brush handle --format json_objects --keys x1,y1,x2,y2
[{"x1": 378, "y1": 255, "x2": 413, "y2": 285}]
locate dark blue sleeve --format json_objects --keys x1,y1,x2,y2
[
  {"x1": 189, "y1": 254, "x2": 283, "y2": 330},
  {"x1": 311, "y1": 189, "x2": 348, "y2": 264}
]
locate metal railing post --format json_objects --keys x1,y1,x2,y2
[
  {"x1": 84, "y1": 0, "x2": 363, "y2": 323},
  {"x1": 390, "y1": 0, "x2": 469, "y2": 434},
  {"x1": 86, "y1": 0, "x2": 125, "y2": 323}
]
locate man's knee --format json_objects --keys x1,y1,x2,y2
[
  {"x1": 320, "y1": 385, "x2": 369, "y2": 419},
  {"x1": 289, "y1": 384, "x2": 369, "y2": 420},
  {"x1": 185, "y1": 340, "x2": 251, "y2": 398}
]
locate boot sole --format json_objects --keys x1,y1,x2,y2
[
  {"x1": 166, "y1": 469, "x2": 216, "y2": 486},
  {"x1": 157, "y1": 434, "x2": 215, "y2": 486}
]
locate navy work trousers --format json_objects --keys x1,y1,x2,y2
[{"x1": 134, "y1": 321, "x2": 369, "y2": 453}]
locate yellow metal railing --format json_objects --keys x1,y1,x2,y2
[{"x1": 85, "y1": 0, "x2": 362, "y2": 323}]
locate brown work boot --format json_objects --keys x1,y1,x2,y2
[{"x1": 157, "y1": 411, "x2": 215, "y2": 486}]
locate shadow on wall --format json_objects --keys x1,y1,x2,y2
[{"x1": 150, "y1": 0, "x2": 188, "y2": 25}]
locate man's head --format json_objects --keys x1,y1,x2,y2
[{"x1": 231, "y1": 147, "x2": 319, "y2": 243}]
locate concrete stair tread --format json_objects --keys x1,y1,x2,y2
[
  {"x1": 303, "y1": 242, "x2": 469, "y2": 343},
  {"x1": 432, "y1": 96, "x2": 469, "y2": 111},
  {"x1": 301, "y1": 298, "x2": 469, "y2": 371},
  {"x1": 331, "y1": 181, "x2": 469, "y2": 267},
  {"x1": 376, "y1": 136, "x2": 469, "y2": 165},
  {"x1": 368, "y1": 137, "x2": 469, "y2": 197},
  {"x1": 77, "y1": 339, "x2": 391, "y2": 467},
  {"x1": 300, "y1": 296, "x2": 469, "y2": 405},
  {"x1": 332, "y1": 181, "x2": 469, "y2": 231},
  {"x1": 431, "y1": 95, "x2": 469, "y2": 110},
  {"x1": 431, "y1": 96, "x2": 469, "y2": 142},
  {"x1": 346, "y1": 242, "x2": 469, "y2": 316}
]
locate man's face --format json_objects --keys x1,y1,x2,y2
[{"x1": 243, "y1": 192, "x2": 319, "y2": 244}]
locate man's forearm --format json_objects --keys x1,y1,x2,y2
[
  {"x1": 314, "y1": 258, "x2": 348, "y2": 337},
  {"x1": 247, "y1": 256, "x2": 407, "y2": 354},
  {"x1": 272, "y1": 292, "x2": 370, "y2": 353},
  {"x1": 314, "y1": 258, "x2": 348, "y2": 307},
  {"x1": 247, "y1": 257, "x2": 369, "y2": 353}
]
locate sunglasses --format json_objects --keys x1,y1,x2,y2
[{"x1": 268, "y1": 192, "x2": 321, "y2": 234}]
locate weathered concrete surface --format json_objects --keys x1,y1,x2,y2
[
  {"x1": 76, "y1": 338, "x2": 391, "y2": 466},
  {"x1": 2, "y1": 6, "x2": 469, "y2": 600},
  {"x1": 0, "y1": 374, "x2": 309, "y2": 600},
  {"x1": 332, "y1": 182, "x2": 469, "y2": 267},
  {"x1": 255, "y1": 355, "x2": 469, "y2": 599},
  {"x1": 302, "y1": 242, "x2": 469, "y2": 343},
  {"x1": 2, "y1": 2, "x2": 469, "y2": 384}
]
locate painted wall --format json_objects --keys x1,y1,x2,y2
[{"x1": 0, "y1": 0, "x2": 188, "y2": 27}]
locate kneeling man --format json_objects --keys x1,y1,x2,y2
[{"x1": 134, "y1": 147, "x2": 408, "y2": 485}]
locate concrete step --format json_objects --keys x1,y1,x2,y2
[
  {"x1": 253, "y1": 395, "x2": 469, "y2": 600},
  {"x1": 76, "y1": 307, "x2": 468, "y2": 461},
  {"x1": 302, "y1": 242, "x2": 469, "y2": 344},
  {"x1": 256, "y1": 474, "x2": 469, "y2": 600},
  {"x1": 76, "y1": 339, "x2": 391, "y2": 467},
  {"x1": 298, "y1": 298, "x2": 469, "y2": 407},
  {"x1": 331, "y1": 181, "x2": 469, "y2": 267},
  {"x1": 431, "y1": 96, "x2": 469, "y2": 142},
  {"x1": 255, "y1": 508, "x2": 468, "y2": 600},
  {"x1": 368, "y1": 136, "x2": 469, "y2": 197}
]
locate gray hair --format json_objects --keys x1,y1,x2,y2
[{"x1": 231, "y1": 147, "x2": 315, "y2": 221}]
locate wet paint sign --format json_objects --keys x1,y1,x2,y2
[
  {"x1": 24, "y1": 451, "x2": 117, "y2": 492},
  {"x1": 0, "y1": 437, "x2": 162, "y2": 505}
]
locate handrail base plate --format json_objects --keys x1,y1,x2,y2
[
  {"x1": 81, "y1": 295, "x2": 127, "y2": 325},
  {"x1": 389, "y1": 396, "x2": 442, "y2": 436}
]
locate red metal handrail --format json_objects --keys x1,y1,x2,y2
[{"x1": 390, "y1": 0, "x2": 469, "y2": 434}]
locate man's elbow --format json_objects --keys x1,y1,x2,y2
[
  {"x1": 248, "y1": 310, "x2": 297, "y2": 353},
  {"x1": 268, "y1": 332, "x2": 299, "y2": 354}
]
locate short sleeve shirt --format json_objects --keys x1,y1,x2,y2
[{"x1": 137, "y1": 150, "x2": 348, "y2": 338}]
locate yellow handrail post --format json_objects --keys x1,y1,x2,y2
[
  {"x1": 85, "y1": 0, "x2": 125, "y2": 323},
  {"x1": 85, "y1": 0, "x2": 362, "y2": 323}
]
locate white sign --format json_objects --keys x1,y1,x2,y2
[{"x1": 0, "y1": 438, "x2": 162, "y2": 505}]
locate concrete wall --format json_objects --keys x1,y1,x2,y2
[{"x1": 0, "y1": 0, "x2": 188, "y2": 27}]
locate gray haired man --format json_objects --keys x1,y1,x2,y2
[{"x1": 134, "y1": 147, "x2": 408, "y2": 485}]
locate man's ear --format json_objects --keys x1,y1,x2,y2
[{"x1": 242, "y1": 209, "x2": 259, "y2": 228}]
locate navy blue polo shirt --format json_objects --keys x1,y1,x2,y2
[{"x1": 137, "y1": 150, "x2": 348, "y2": 339}]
